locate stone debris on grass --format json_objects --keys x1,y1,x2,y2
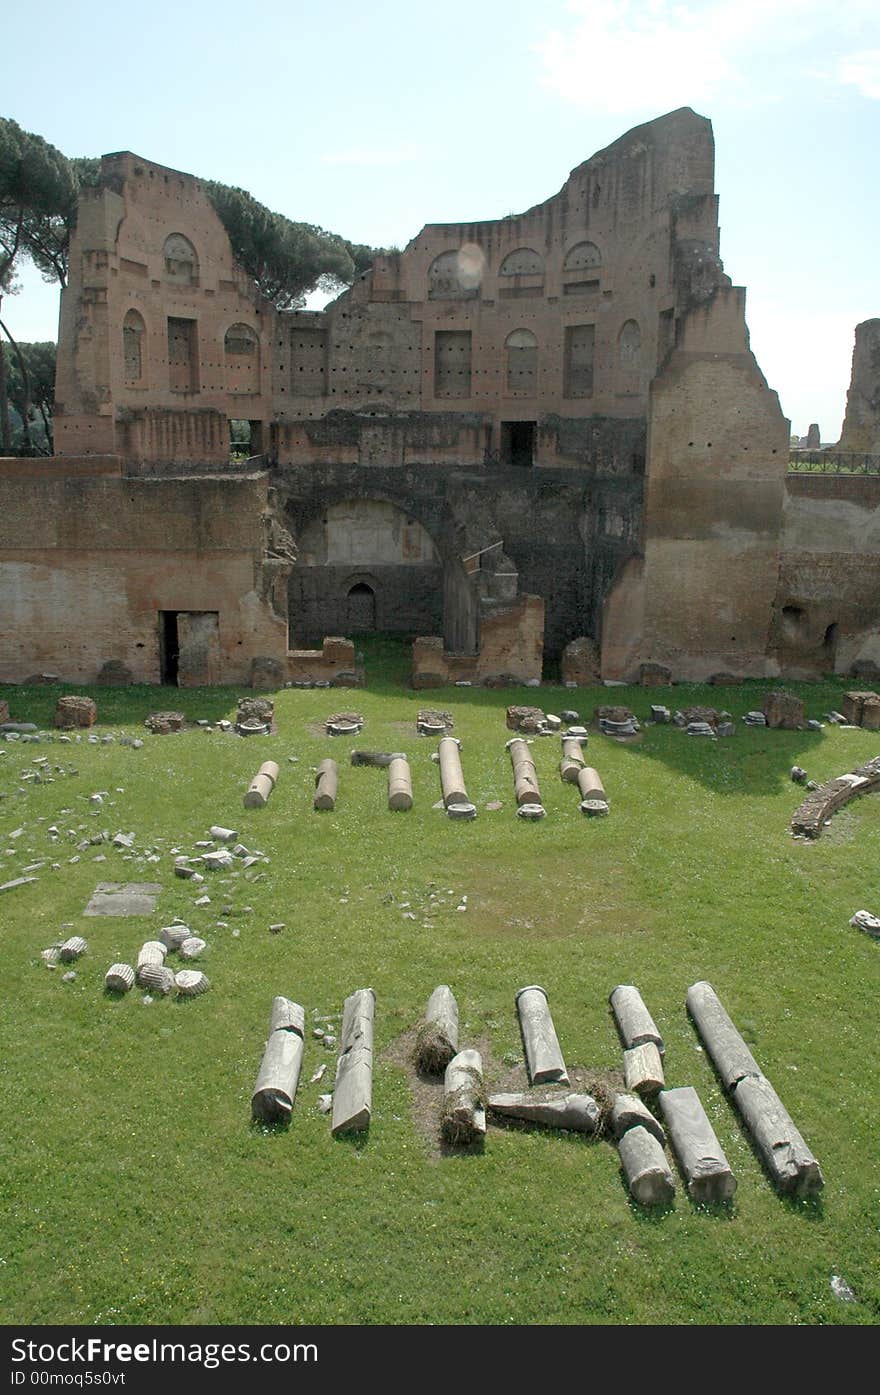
[
  {"x1": 59, "y1": 936, "x2": 87, "y2": 962},
  {"x1": 618, "y1": 1125, "x2": 676, "y2": 1207},
  {"x1": 136, "y1": 963, "x2": 175, "y2": 996},
  {"x1": 175, "y1": 969, "x2": 210, "y2": 997},
  {"x1": 442, "y1": 1049, "x2": 486, "y2": 1146},
  {"x1": 516, "y1": 985, "x2": 569, "y2": 1086},
  {"x1": 208, "y1": 826, "x2": 237, "y2": 843},
  {"x1": 830, "y1": 1275, "x2": 857, "y2": 1303},
  {"x1": 659, "y1": 1085, "x2": 737, "y2": 1204},
  {"x1": 849, "y1": 910, "x2": 880, "y2": 938}
]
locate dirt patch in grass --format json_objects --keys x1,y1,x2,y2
[{"x1": 383, "y1": 1025, "x2": 622, "y2": 1157}]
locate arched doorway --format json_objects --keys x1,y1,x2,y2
[{"x1": 346, "y1": 581, "x2": 376, "y2": 631}]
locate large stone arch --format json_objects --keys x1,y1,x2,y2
[{"x1": 285, "y1": 493, "x2": 458, "y2": 646}]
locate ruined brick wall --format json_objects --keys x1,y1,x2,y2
[
  {"x1": 837, "y1": 319, "x2": 880, "y2": 454},
  {"x1": 0, "y1": 462, "x2": 288, "y2": 683},
  {"x1": 602, "y1": 286, "x2": 790, "y2": 681},
  {"x1": 55, "y1": 154, "x2": 276, "y2": 462},
  {"x1": 771, "y1": 473, "x2": 880, "y2": 677}
]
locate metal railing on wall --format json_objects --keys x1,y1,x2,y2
[{"x1": 789, "y1": 451, "x2": 880, "y2": 475}]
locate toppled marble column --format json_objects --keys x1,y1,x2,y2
[
  {"x1": 516, "y1": 985, "x2": 569, "y2": 1085},
  {"x1": 314, "y1": 759, "x2": 338, "y2": 811},
  {"x1": 487, "y1": 1092, "x2": 600, "y2": 1133},
  {"x1": 506, "y1": 737, "x2": 541, "y2": 806},
  {"x1": 175, "y1": 970, "x2": 210, "y2": 997},
  {"x1": 559, "y1": 735, "x2": 586, "y2": 784},
  {"x1": 414, "y1": 985, "x2": 459, "y2": 1073},
  {"x1": 244, "y1": 760, "x2": 280, "y2": 809},
  {"x1": 137, "y1": 963, "x2": 175, "y2": 996},
  {"x1": 618, "y1": 1125, "x2": 675, "y2": 1206},
  {"x1": 60, "y1": 936, "x2": 88, "y2": 962},
  {"x1": 442, "y1": 1049, "x2": 486, "y2": 1145},
  {"x1": 610, "y1": 985, "x2": 664, "y2": 1056},
  {"x1": 331, "y1": 988, "x2": 375, "y2": 1135},
  {"x1": 611, "y1": 1092, "x2": 666, "y2": 1145},
  {"x1": 686, "y1": 980, "x2": 824, "y2": 1195},
  {"x1": 104, "y1": 963, "x2": 135, "y2": 993},
  {"x1": 623, "y1": 1042, "x2": 665, "y2": 1098},
  {"x1": 658, "y1": 1086, "x2": 737, "y2": 1203},
  {"x1": 136, "y1": 940, "x2": 167, "y2": 985},
  {"x1": 387, "y1": 756, "x2": 413, "y2": 812},
  {"x1": 438, "y1": 736, "x2": 468, "y2": 807},
  {"x1": 252, "y1": 996, "x2": 306, "y2": 1123},
  {"x1": 159, "y1": 923, "x2": 192, "y2": 952},
  {"x1": 577, "y1": 766, "x2": 607, "y2": 804}
]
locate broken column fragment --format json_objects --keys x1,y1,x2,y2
[
  {"x1": 658, "y1": 1085, "x2": 737, "y2": 1203},
  {"x1": 611, "y1": 1092, "x2": 666, "y2": 1145},
  {"x1": 487, "y1": 1092, "x2": 601, "y2": 1133},
  {"x1": 516, "y1": 984, "x2": 569, "y2": 1085},
  {"x1": 387, "y1": 756, "x2": 413, "y2": 811},
  {"x1": 686, "y1": 980, "x2": 824, "y2": 1195},
  {"x1": 244, "y1": 760, "x2": 280, "y2": 809},
  {"x1": 559, "y1": 735, "x2": 586, "y2": 784},
  {"x1": 104, "y1": 963, "x2": 135, "y2": 993},
  {"x1": 331, "y1": 988, "x2": 375, "y2": 1135},
  {"x1": 506, "y1": 737, "x2": 542, "y2": 807},
  {"x1": 414, "y1": 985, "x2": 459, "y2": 1073},
  {"x1": 577, "y1": 766, "x2": 607, "y2": 805},
  {"x1": 442, "y1": 1048, "x2": 487, "y2": 1145},
  {"x1": 623, "y1": 1042, "x2": 665, "y2": 1098},
  {"x1": 313, "y1": 758, "x2": 338, "y2": 811},
  {"x1": 610, "y1": 985, "x2": 665, "y2": 1056},
  {"x1": 438, "y1": 736, "x2": 467, "y2": 807},
  {"x1": 251, "y1": 996, "x2": 306, "y2": 1123},
  {"x1": 618, "y1": 1125, "x2": 676, "y2": 1206}
]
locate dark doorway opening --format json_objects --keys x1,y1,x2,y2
[
  {"x1": 347, "y1": 582, "x2": 377, "y2": 632},
  {"x1": 823, "y1": 621, "x2": 839, "y2": 666},
  {"x1": 159, "y1": 611, "x2": 179, "y2": 685},
  {"x1": 501, "y1": 420, "x2": 536, "y2": 467}
]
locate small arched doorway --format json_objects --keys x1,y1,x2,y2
[{"x1": 346, "y1": 581, "x2": 376, "y2": 632}]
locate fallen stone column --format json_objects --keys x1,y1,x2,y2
[
  {"x1": 516, "y1": 985, "x2": 570, "y2": 1085},
  {"x1": 314, "y1": 758, "x2": 338, "y2": 811},
  {"x1": 732, "y1": 1076, "x2": 825, "y2": 1196},
  {"x1": 618, "y1": 1125, "x2": 675, "y2": 1205},
  {"x1": 577, "y1": 766, "x2": 606, "y2": 803},
  {"x1": 442, "y1": 1048, "x2": 486, "y2": 1145},
  {"x1": 244, "y1": 760, "x2": 280, "y2": 809},
  {"x1": 623, "y1": 1042, "x2": 665, "y2": 1097},
  {"x1": 506, "y1": 737, "x2": 541, "y2": 806},
  {"x1": 252, "y1": 996, "x2": 306, "y2": 1123},
  {"x1": 415, "y1": 985, "x2": 459, "y2": 1073},
  {"x1": 104, "y1": 963, "x2": 135, "y2": 993},
  {"x1": 685, "y1": 981, "x2": 762, "y2": 1089},
  {"x1": 331, "y1": 988, "x2": 375, "y2": 1135},
  {"x1": 559, "y1": 736, "x2": 586, "y2": 784},
  {"x1": 136, "y1": 940, "x2": 167, "y2": 985},
  {"x1": 487, "y1": 1092, "x2": 600, "y2": 1133},
  {"x1": 686, "y1": 980, "x2": 824, "y2": 1195},
  {"x1": 658, "y1": 1086, "x2": 737, "y2": 1203},
  {"x1": 611, "y1": 1092, "x2": 666, "y2": 1144},
  {"x1": 610, "y1": 984, "x2": 665, "y2": 1056},
  {"x1": 387, "y1": 756, "x2": 413, "y2": 812},
  {"x1": 438, "y1": 736, "x2": 467, "y2": 807}
]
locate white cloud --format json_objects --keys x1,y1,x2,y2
[
  {"x1": 535, "y1": 1, "x2": 880, "y2": 113},
  {"x1": 837, "y1": 49, "x2": 880, "y2": 99},
  {"x1": 321, "y1": 143, "x2": 422, "y2": 168}
]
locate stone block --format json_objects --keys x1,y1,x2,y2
[
  {"x1": 639, "y1": 662, "x2": 672, "y2": 687},
  {"x1": 54, "y1": 696, "x2": 97, "y2": 729},
  {"x1": 762, "y1": 691, "x2": 805, "y2": 729}
]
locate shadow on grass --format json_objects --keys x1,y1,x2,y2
[{"x1": 332, "y1": 1127, "x2": 371, "y2": 1154}]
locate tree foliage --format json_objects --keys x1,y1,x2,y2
[
  {"x1": 205, "y1": 181, "x2": 378, "y2": 310},
  {"x1": 0, "y1": 116, "x2": 378, "y2": 310},
  {"x1": 1, "y1": 339, "x2": 55, "y2": 453}
]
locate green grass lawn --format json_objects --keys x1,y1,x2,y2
[{"x1": 2, "y1": 643, "x2": 879, "y2": 1326}]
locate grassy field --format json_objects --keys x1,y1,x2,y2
[{"x1": 2, "y1": 640, "x2": 879, "y2": 1326}]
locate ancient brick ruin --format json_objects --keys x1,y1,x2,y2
[{"x1": 1, "y1": 107, "x2": 878, "y2": 686}]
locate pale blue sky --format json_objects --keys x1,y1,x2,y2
[{"x1": 4, "y1": 0, "x2": 879, "y2": 438}]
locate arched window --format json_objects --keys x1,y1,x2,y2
[
  {"x1": 346, "y1": 581, "x2": 377, "y2": 631},
  {"x1": 427, "y1": 247, "x2": 482, "y2": 300},
  {"x1": 163, "y1": 233, "x2": 199, "y2": 285},
  {"x1": 505, "y1": 329, "x2": 538, "y2": 394},
  {"x1": 563, "y1": 241, "x2": 602, "y2": 272},
  {"x1": 619, "y1": 320, "x2": 642, "y2": 373},
  {"x1": 122, "y1": 309, "x2": 146, "y2": 385},
  {"x1": 224, "y1": 323, "x2": 260, "y2": 395},
  {"x1": 499, "y1": 248, "x2": 544, "y2": 277}
]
